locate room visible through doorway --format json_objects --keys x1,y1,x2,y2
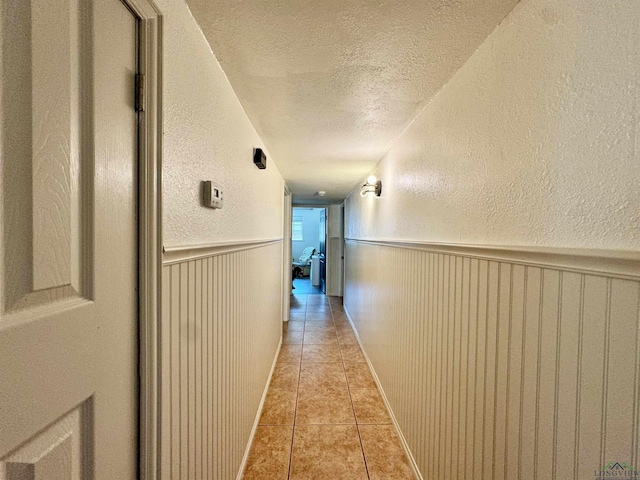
[{"x1": 291, "y1": 207, "x2": 326, "y2": 294}]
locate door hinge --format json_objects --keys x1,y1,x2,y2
[{"x1": 135, "y1": 73, "x2": 145, "y2": 112}]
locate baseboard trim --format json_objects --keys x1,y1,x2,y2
[
  {"x1": 345, "y1": 238, "x2": 640, "y2": 280},
  {"x1": 343, "y1": 306, "x2": 423, "y2": 480},
  {"x1": 163, "y1": 238, "x2": 283, "y2": 265},
  {"x1": 236, "y1": 339, "x2": 283, "y2": 480}
]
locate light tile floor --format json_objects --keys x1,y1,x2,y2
[
  {"x1": 243, "y1": 294, "x2": 414, "y2": 480},
  {"x1": 292, "y1": 277, "x2": 323, "y2": 294}
]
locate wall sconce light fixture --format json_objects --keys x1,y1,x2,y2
[{"x1": 360, "y1": 175, "x2": 382, "y2": 197}]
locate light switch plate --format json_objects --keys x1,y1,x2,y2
[{"x1": 203, "y1": 181, "x2": 223, "y2": 209}]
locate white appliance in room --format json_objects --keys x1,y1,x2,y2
[{"x1": 310, "y1": 254, "x2": 320, "y2": 286}]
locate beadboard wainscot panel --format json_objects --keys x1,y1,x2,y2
[
  {"x1": 161, "y1": 239, "x2": 284, "y2": 480},
  {"x1": 344, "y1": 239, "x2": 640, "y2": 480}
]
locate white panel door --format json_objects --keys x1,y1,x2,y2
[{"x1": 0, "y1": 0, "x2": 139, "y2": 478}]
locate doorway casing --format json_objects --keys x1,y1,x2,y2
[
  {"x1": 282, "y1": 186, "x2": 292, "y2": 321},
  {"x1": 125, "y1": 1, "x2": 162, "y2": 479},
  {"x1": 290, "y1": 203, "x2": 344, "y2": 298}
]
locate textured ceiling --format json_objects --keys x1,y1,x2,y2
[{"x1": 185, "y1": 0, "x2": 519, "y2": 203}]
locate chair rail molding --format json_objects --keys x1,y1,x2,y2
[
  {"x1": 345, "y1": 238, "x2": 640, "y2": 280},
  {"x1": 163, "y1": 238, "x2": 283, "y2": 265}
]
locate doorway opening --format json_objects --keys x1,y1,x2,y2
[{"x1": 291, "y1": 207, "x2": 326, "y2": 294}]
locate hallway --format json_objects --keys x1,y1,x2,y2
[
  {"x1": 4, "y1": 0, "x2": 639, "y2": 478},
  {"x1": 243, "y1": 294, "x2": 414, "y2": 479}
]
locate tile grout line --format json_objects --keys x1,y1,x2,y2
[
  {"x1": 336, "y1": 299, "x2": 373, "y2": 479},
  {"x1": 288, "y1": 297, "x2": 308, "y2": 479},
  {"x1": 277, "y1": 295, "x2": 403, "y2": 479}
]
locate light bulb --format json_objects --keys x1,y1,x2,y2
[
  {"x1": 367, "y1": 175, "x2": 377, "y2": 185},
  {"x1": 360, "y1": 188, "x2": 368, "y2": 197}
]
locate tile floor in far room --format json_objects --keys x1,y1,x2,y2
[
  {"x1": 242, "y1": 293, "x2": 415, "y2": 480},
  {"x1": 291, "y1": 276, "x2": 323, "y2": 294}
]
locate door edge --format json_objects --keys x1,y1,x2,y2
[{"x1": 124, "y1": 1, "x2": 163, "y2": 479}]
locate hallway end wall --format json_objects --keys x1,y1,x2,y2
[
  {"x1": 156, "y1": 0, "x2": 285, "y2": 478},
  {"x1": 344, "y1": 0, "x2": 640, "y2": 478}
]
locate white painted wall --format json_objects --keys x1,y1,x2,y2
[
  {"x1": 152, "y1": 2, "x2": 287, "y2": 478},
  {"x1": 157, "y1": 0, "x2": 285, "y2": 247},
  {"x1": 291, "y1": 208, "x2": 322, "y2": 260},
  {"x1": 327, "y1": 204, "x2": 344, "y2": 297},
  {"x1": 161, "y1": 244, "x2": 283, "y2": 480},
  {"x1": 343, "y1": 2, "x2": 640, "y2": 478},
  {"x1": 347, "y1": 0, "x2": 640, "y2": 250},
  {"x1": 344, "y1": 241, "x2": 640, "y2": 479}
]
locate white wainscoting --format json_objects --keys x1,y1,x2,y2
[
  {"x1": 344, "y1": 239, "x2": 640, "y2": 480},
  {"x1": 160, "y1": 239, "x2": 283, "y2": 480}
]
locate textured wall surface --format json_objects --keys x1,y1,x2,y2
[
  {"x1": 184, "y1": 0, "x2": 518, "y2": 201},
  {"x1": 344, "y1": 240, "x2": 640, "y2": 480},
  {"x1": 155, "y1": 2, "x2": 287, "y2": 478},
  {"x1": 156, "y1": 0, "x2": 285, "y2": 247},
  {"x1": 347, "y1": 0, "x2": 640, "y2": 250},
  {"x1": 161, "y1": 242, "x2": 283, "y2": 480},
  {"x1": 343, "y1": 1, "x2": 640, "y2": 478}
]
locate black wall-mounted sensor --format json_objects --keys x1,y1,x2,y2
[{"x1": 253, "y1": 148, "x2": 267, "y2": 169}]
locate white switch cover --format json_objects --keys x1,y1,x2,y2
[{"x1": 203, "y1": 181, "x2": 223, "y2": 209}]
